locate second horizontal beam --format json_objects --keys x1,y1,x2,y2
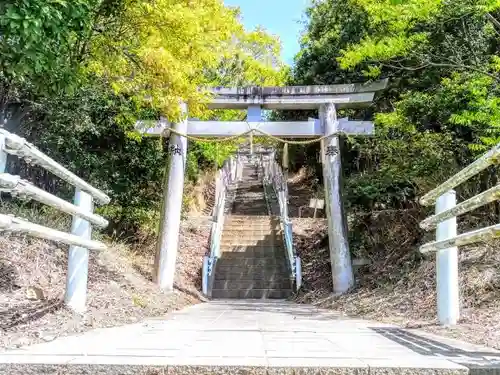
[{"x1": 136, "y1": 119, "x2": 374, "y2": 138}]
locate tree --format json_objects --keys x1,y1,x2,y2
[
  {"x1": 293, "y1": 0, "x2": 371, "y2": 84},
  {"x1": 0, "y1": 0, "x2": 106, "y2": 128},
  {"x1": 290, "y1": 0, "x2": 500, "y2": 213},
  {"x1": 339, "y1": 0, "x2": 500, "y2": 79},
  {"x1": 7, "y1": 0, "x2": 287, "y2": 236},
  {"x1": 87, "y1": 0, "x2": 244, "y2": 120}
]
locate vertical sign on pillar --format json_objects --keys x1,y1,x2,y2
[
  {"x1": 65, "y1": 189, "x2": 93, "y2": 312},
  {"x1": 154, "y1": 103, "x2": 188, "y2": 291},
  {"x1": 247, "y1": 105, "x2": 261, "y2": 156},
  {"x1": 320, "y1": 103, "x2": 354, "y2": 294}
]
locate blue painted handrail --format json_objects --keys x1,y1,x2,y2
[
  {"x1": 202, "y1": 155, "x2": 241, "y2": 297},
  {"x1": 262, "y1": 153, "x2": 302, "y2": 291}
]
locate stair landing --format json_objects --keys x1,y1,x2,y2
[{"x1": 1, "y1": 300, "x2": 496, "y2": 374}]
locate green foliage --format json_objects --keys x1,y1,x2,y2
[
  {"x1": 292, "y1": 0, "x2": 500, "y2": 215},
  {"x1": 339, "y1": 0, "x2": 500, "y2": 72},
  {"x1": 293, "y1": 0, "x2": 371, "y2": 84},
  {"x1": 0, "y1": 0, "x2": 98, "y2": 90},
  {"x1": 2, "y1": 0, "x2": 286, "y2": 237}
]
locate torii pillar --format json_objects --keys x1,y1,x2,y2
[
  {"x1": 153, "y1": 103, "x2": 188, "y2": 291},
  {"x1": 321, "y1": 103, "x2": 353, "y2": 293}
]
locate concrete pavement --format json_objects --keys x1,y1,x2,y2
[{"x1": 1, "y1": 300, "x2": 499, "y2": 374}]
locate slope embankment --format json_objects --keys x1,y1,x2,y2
[
  {"x1": 293, "y1": 211, "x2": 500, "y2": 349},
  {"x1": 0, "y1": 204, "x2": 210, "y2": 350}
]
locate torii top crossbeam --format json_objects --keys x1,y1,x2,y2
[
  {"x1": 206, "y1": 79, "x2": 388, "y2": 110},
  {"x1": 136, "y1": 79, "x2": 388, "y2": 138}
]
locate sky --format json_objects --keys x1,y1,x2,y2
[{"x1": 224, "y1": 0, "x2": 309, "y2": 65}]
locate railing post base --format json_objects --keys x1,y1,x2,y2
[
  {"x1": 202, "y1": 256, "x2": 209, "y2": 296},
  {"x1": 0, "y1": 133, "x2": 7, "y2": 173},
  {"x1": 65, "y1": 189, "x2": 93, "y2": 313},
  {"x1": 295, "y1": 256, "x2": 302, "y2": 291},
  {"x1": 436, "y1": 190, "x2": 460, "y2": 325}
]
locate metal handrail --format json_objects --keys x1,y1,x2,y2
[
  {"x1": 0, "y1": 129, "x2": 110, "y2": 313},
  {"x1": 419, "y1": 144, "x2": 500, "y2": 252},
  {"x1": 262, "y1": 154, "x2": 301, "y2": 291},
  {"x1": 420, "y1": 184, "x2": 500, "y2": 230},
  {"x1": 0, "y1": 214, "x2": 107, "y2": 251},
  {"x1": 0, "y1": 174, "x2": 108, "y2": 228},
  {"x1": 0, "y1": 129, "x2": 110, "y2": 204},
  {"x1": 419, "y1": 142, "x2": 500, "y2": 326},
  {"x1": 420, "y1": 143, "x2": 500, "y2": 206},
  {"x1": 202, "y1": 155, "x2": 239, "y2": 297}
]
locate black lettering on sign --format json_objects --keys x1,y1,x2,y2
[
  {"x1": 168, "y1": 144, "x2": 182, "y2": 155},
  {"x1": 325, "y1": 146, "x2": 339, "y2": 157}
]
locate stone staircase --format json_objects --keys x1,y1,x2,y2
[{"x1": 212, "y1": 161, "x2": 293, "y2": 299}]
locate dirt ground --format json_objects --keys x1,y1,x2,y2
[{"x1": 0, "y1": 218, "x2": 210, "y2": 350}]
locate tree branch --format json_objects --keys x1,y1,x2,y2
[
  {"x1": 486, "y1": 12, "x2": 500, "y2": 30},
  {"x1": 380, "y1": 62, "x2": 430, "y2": 71},
  {"x1": 426, "y1": 61, "x2": 500, "y2": 82}
]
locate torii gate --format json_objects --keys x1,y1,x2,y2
[{"x1": 136, "y1": 79, "x2": 388, "y2": 295}]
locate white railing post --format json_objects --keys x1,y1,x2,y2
[
  {"x1": 0, "y1": 133, "x2": 7, "y2": 173},
  {"x1": 237, "y1": 154, "x2": 242, "y2": 181},
  {"x1": 282, "y1": 189, "x2": 289, "y2": 219},
  {"x1": 202, "y1": 256, "x2": 209, "y2": 295},
  {"x1": 65, "y1": 189, "x2": 93, "y2": 313},
  {"x1": 296, "y1": 256, "x2": 302, "y2": 291},
  {"x1": 214, "y1": 171, "x2": 222, "y2": 208},
  {"x1": 436, "y1": 190, "x2": 459, "y2": 325},
  {"x1": 230, "y1": 157, "x2": 235, "y2": 182}
]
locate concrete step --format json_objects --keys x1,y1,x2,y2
[
  {"x1": 220, "y1": 240, "x2": 280, "y2": 247},
  {"x1": 234, "y1": 184, "x2": 262, "y2": 189},
  {"x1": 216, "y1": 263, "x2": 288, "y2": 272},
  {"x1": 235, "y1": 183, "x2": 260, "y2": 186},
  {"x1": 219, "y1": 248, "x2": 285, "y2": 257},
  {"x1": 229, "y1": 211, "x2": 269, "y2": 216},
  {"x1": 222, "y1": 226, "x2": 278, "y2": 232},
  {"x1": 220, "y1": 236, "x2": 280, "y2": 243},
  {"x1": 220, "y1": 243, "x2": 283, "y2": 249},
  {"x1": 223, "y1": 223, "x2": 280, "y2": 230},
  {"x1": 222, "y1": 228, "x2": 280, "y2": 235},
  {"x1": 222, "y1": 231, "x2": 280, "y2": 237},
  {"x1": 231, "y1": 205, "x2": 267, "y2": 209},
  {"x1": 225, "y1": 215, "x2": 277, "y2": 220},
  {"x1": 215, "y1": 268, "x2": 289, "y2": 278},
  {"x1": 233, "y1": 196, "x2": 266, "y2": 201},
  {"x1": 213, "y1": 280, "x2": 292, "y2": 290},
  {"x1": 215, "y1": 261, "x2": 289, "y2": 270},
  {"x1": 214, "y1": 269, "x2": 290, "y2": 278},
  {"x1": 211, "y1": 289, "x2": 293, "y2": 299},
  {"x1": 216, "y1": 257, "x2": 288, "y2": 266},
  {"x1": 224, "y1": 221, "x2": 278, "y2": 228},
  {"x1": 219, "y1": 247, "x2": 285, "y2": 255},
  {"x1": 221, "y1": 230, "x2": 279, "y2": 237},
  {"x1": 214, "y1": 270, "x2": 291, "y2": 281},
  {"x1": 220, "y1": 238, "x2": 280, "y2": 244},
  {"x1": 230, "y1": 207, "x2": 267, "y2": 214},
  {"x1": 233, "y1": 190, "x2": 265, "y2": 194}
]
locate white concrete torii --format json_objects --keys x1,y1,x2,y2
[{"x1": 136, "y1": 79, "x2": 388, "y2": 295}]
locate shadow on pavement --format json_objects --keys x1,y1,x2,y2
[{"x1": 372, "y1": 327, "x2": 500, "y2": 368}]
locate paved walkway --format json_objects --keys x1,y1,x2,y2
[{"x1": 1, "y1": 300, "x2": 500, "y2": 374}]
